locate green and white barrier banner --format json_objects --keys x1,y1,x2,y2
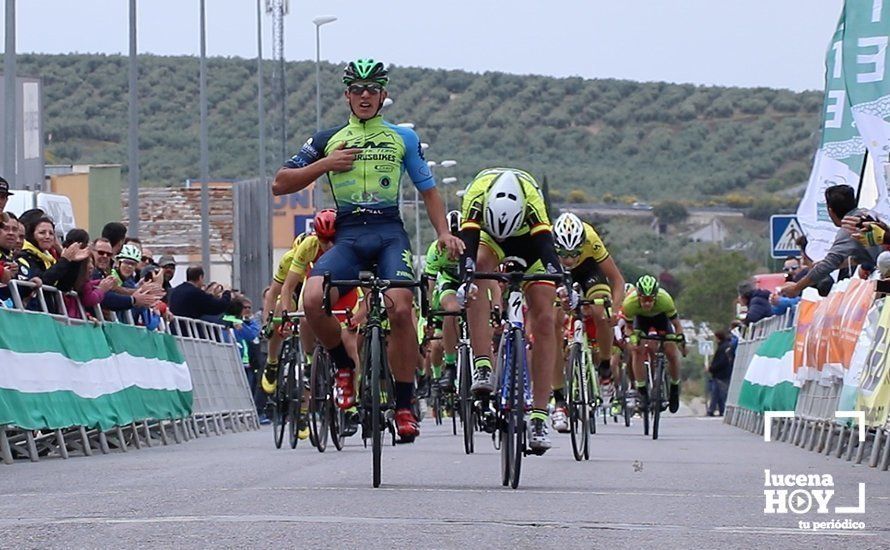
[
  {"x1": 738, "y1": 331, "x2": 800, "y2": 413},
  {"x1": 797, "y1": 7, "x2": 866, "y2": 261},
  {"x1": 844, "y1": 0, "x2": 890, "y2": 218},
  {"x1": 0, "y1": 310, "x2": 192, "y2": 431}
]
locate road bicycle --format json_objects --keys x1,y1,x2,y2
[
  {"x1": 473, "y1": 268, "x2": 565, "y2": 489},
  {"x1": 307, "y1": 308, "x2": 351, "y2": 453},
  {"x1": 635, "y1": 331, "x2": 685, "y2": 440},
  {"x1": 564, "y1": 295, "x2": 610, "y2": 461},
  {"x1": 427, "y1": 306, "x2": 474, "y2": 454},
  {"x1": 270, "y1": 312, "x2": 307, "y2": 450},
  {"x1": 323, "y1": 271, "x2": 426, "y2": 488}
]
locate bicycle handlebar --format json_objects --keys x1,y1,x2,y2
[
  {"x1": 471, "y1": 270, "x2": 566, "y2": 286},
  {"x1": 322, "y1": 271, "x2": 428, "y2": 317}
]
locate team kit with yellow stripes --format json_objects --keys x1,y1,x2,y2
[{"x1": 265, "y1": 58, "x2": 686, "y2": 486}]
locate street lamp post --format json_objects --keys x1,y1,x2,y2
[{"x1": 312, "y1": 15, "x2": 337, "y2": 210}]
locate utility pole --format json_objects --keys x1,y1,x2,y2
[
  {"x1": 4, "y1": 0, "x2": 16, "y2": 188},
  {"x1": 266, "y1": 0, "x2": 289, "y2": 163},
  {"x1": 127, "y1": 0, "x2": 140, "y2": 237},
  {"x1": 199, "y1": 0, "x2": 210, "y2": 275}
]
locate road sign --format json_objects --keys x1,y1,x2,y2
[{"x1": 770, "y1": 215, "x2": 803, "y2": 259}]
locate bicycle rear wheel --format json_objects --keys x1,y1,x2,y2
[
  {"x1": 286, "y1": 355, "x2": 300, "y2": 449},
  {"x1": 567, "y1": 343, "x2": 588, "y2": 462},
  {"x1": 621, "y1": 371, "x2": 632, "y2": 428},
  {"x1": 370, "y1": 326, "x2": 384, "y2": 488},
  {"x1": 510, "y1": 330, "x2": 526, "y2": 489},
  {"x1": 499, "y1": 332, "x2": 515, "y2": 487},
  {"x1": 652, "y1": 357, "x2": 666, "y2": 441},
  {"x1": 309, "y1": 347, "x2": 331, "y2": 452},
  {"x1": 458, "y1": 344, "x2": 475, "y2": 454}
]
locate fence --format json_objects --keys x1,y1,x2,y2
[
  {"x1": 724, "y1": 288, "x2": 890, "y2": 473},
  {"x1": 0, "y1": 280, "x2": 258, "y2": 464}
]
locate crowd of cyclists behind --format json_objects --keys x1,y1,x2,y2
[{"x1": 257, "y1": 58, "x2": 690, "y2": 458}]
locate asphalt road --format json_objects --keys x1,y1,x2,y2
[{"x1": 1, "y1": 413, "x2": 888, "y2": 549}]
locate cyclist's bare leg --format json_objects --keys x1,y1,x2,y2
[
  {"x1": 382, "y1": 288, "x2": 420, "y2": 384},
  {"x1": 467, "y1": 246, "x2": 498, "y2": 366},
  {"x1": 299, "y1": 317, "x2": 315, "y2": 358},
  {"x1": 302, "y1": 275, "x2": 344, "y2": 349},
  {"x1": 665, "y1": 342, "x2": 681, "y2": 381},
  {"x1": 586, "y1": 302, "x2": 613, "y2": 373},
  {"x1": 551, "y1": 306, "x2": 566, "y2": 396},
  {"x1": 440, "y1": 293, "x2": 460, "y2": 357},
  {"x1": 430, "y1": 337, "x2": 444, "y2": 375},
  {"x1": 526, "y1": 283, "x2": 557, "y2": 410}
]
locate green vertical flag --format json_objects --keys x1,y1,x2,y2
[
  {"x1": 797, "y1": 6, "x2": 866, "y2": 260},
  {"x1": 843, "y1": 0, "x2": 890, "y2": 217}
]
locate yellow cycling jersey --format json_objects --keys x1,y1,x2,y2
[
  {"x1": 273, "y1": 233, "x2": 308, "y2": 284},
  {"x1": 288, "y1": 234, "x2": 325, "y2": 281},
  {"x1": 459, "y1": 168, "x2": 551, "y2": 238},
  {"x1": 577, "y1": 222, "x2": 610, "y2": 264}
]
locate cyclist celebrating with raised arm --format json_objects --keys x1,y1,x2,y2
[
  {"x1": 550, "y1": 213, "x2": 625, "y2": 428},
  {"x1": 457, "y1": 168, "x2": 572, "y2": 452},
  {"x1": 623, "y1": 275, "x2": 685, "y2": 414},
  {"x1": 272, "y1": 59, "x2": 463, "y2": 442}
]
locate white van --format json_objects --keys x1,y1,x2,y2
[{"x1": 4, "y1": 191, "x2": 77, "y2": 238}]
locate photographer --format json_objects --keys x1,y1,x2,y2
[{"x1": 780, "y1": 185, "x2": 881, "y2": 298}]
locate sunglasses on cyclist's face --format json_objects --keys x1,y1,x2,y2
[
  {"x1": 556, "y1": 247, "x2": 581, "y2": 258},
  {"x1": 347, "y1": 83, "x2": 383, "y2": 96},
  {"x1": 783, "y1": 265, "x2": 799, "y2": 273}
]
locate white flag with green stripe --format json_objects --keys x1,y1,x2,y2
[
  {"x1": 738, "y1": 330, "x2": 799, "y2": 413},
  {"x1": 0, "y1": 310, "x2": 193, "y2": 431}
]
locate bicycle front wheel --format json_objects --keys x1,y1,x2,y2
[
  {"x1": 370, "y1": 326, "x2": 384, "y2": 488},
  {"x1": 286, "y1": 354, "x2": 300, "y2": 449},
  {"x1": 509, "y1": 328, "x2": 525, "y2": 489},
  {"x1": 567, "y1": 343, "x2": 588, "y2": 462},
  {"x1": 309, "y1": 347, "x2": 331, "y2": 452},
  {"x1": 458, "y1": 344, "x2": 475, "y2": 454},
  {"x1": 652, "y1": 357, "x2": 666, "y2": 441}
]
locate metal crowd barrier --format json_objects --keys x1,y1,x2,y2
[
  {"x1": 1, "y1": 279, "x2": 258, "y2": 464},
  {"x1": 724, "y1": 299, "x2": 890, "y2": 473},
  {"x1": 167, "y1": 316, "x2": 258, "y2": 436}
]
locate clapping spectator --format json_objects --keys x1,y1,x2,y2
[
  {"x1": 101, "y1": 222, "x2": 127, "y2": 255},
  {"x1": 738, "y1": 280, "x2": 773, "y2": 325},
  {"x1": 158, "y1": 255, "x2": 176, "y2": 302},
  {"x1": 91, "y1": 238, "x2": 114, "y2": 278},
  {"x1": 15, "y1": 216, "x2": 91, "y2": 309},
  {"x1": 168, "y1": 266, "x2": 232, "y2": 320},
  {"x1": 1, "y1": 213, "x2": 20, "y2": 286},
  {"x1": 99, "y1": 243, "x2": 164, "y2": 320}
]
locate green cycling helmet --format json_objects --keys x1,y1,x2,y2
[
  {"x1": 342, "y1": 59, "x2": 389, "y2": 87},
  {"x1": 636, "y1": 274, "x2": 659, "y2": 298}
]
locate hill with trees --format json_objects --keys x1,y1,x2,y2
[{"x1": 19, "y1": 53, "x2": 820, "y2": 206}]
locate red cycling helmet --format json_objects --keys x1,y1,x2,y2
[{"x1": 314, "y1": 209, "x2": 337, "y2": 241}]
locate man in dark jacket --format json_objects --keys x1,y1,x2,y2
[
  {"x1": 169, "y1": 266, "x2": 231, "y2": 320},
  {"x1": 738, "y1": 281, "x2": 773, "y2": 325},
  {"x1": 707, "y1": 330, "x2": 735, "y2": 416}
]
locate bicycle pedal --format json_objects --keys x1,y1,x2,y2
[{"x1": 524, "y1": 447, "x2": 547, "y2": 456}]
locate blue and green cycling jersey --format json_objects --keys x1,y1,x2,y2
[
  {"x1": 284, "y1": 114, "x2": 435, "y2": 227},
  {"x1": 423, "y1": 240, "x2": 459, "y2": 284}
]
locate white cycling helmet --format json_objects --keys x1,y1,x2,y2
[
  {"x1": 446, "y1": 210, "x2": 462, "y2": 234},
  {"x1": 553, "y1": 213, "x2": 585, "y2": 251},
  {"x1": 484, "y1": 170, "x2": 525, "y2": 241}
]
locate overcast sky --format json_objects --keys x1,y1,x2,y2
[{"x1": 5, "y1": 0, "x2": 843, "y2": 91}]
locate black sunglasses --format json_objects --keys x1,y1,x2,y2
[
  {"x1": 782, "y1": 265, "x2": 799, "y2": 272},
  {"x1": 347, "y1": 83, "x2": 383, "y2": 96}
]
